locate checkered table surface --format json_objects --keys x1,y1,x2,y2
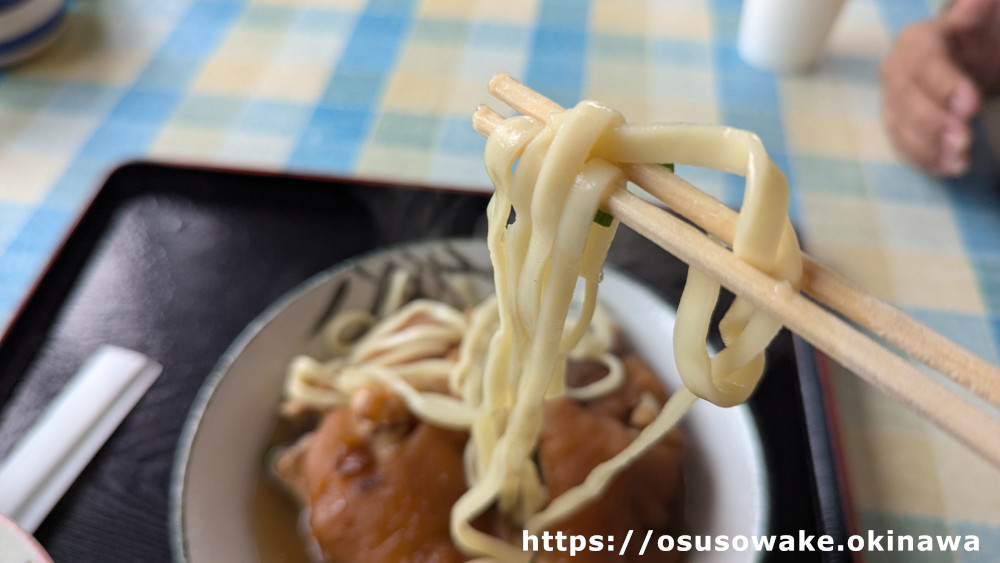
[{"x1": 1, "y1": 0, "x2": 998, "y2": 560}]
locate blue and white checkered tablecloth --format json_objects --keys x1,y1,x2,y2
[{"x1": 1, "y1": 0, "x2": 998, "y2": 559}]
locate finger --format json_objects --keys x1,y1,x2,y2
[
  {"x1": 944, "y1": 0, "x2": 998, "y2": 33},
  {"x1": 883, "y1": 20, "x2": 978, "y2": 116},
  {"x1": 884, "y1": 79, "x2": 970, "y2": 175},
  {"x1": 895, "y1": 119, "x2": 970, "y2": 176},
  {"x1": 886, "y1": 110, "x2": 944, "y2": 175},
  {"x1": 913, "y1": 48, "x2": 982, "y2": 118},
  {"x1": 940, "y1": 123, "x2": 973, "y2": 175},
  {"x1": 950, "y1": 78, "x2": 981, "y2": 118},
  {"x1": 945, "y1": 0, "x2": 1000, "y2": 95},
  {"x1": 886, "y1": 68, "x2": 952, "y2": 143}
]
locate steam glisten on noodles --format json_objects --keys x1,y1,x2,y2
[{"x1": 269, "y1": 98, "x2": 801, "y2": 561}]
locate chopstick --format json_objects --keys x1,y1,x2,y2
[
  {"x1": 474, "y1": 73, "x2": 1000, "y2": 469},
  {"x1": 486, "y1": 72, "x2": 1000, "y2": 409},
  {"x1": 0, "y1": 346, "x2": 162, "y2": 532}
]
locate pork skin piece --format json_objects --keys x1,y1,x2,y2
[
  {"x1": 537, "y1": 395, "x2": 685, "y2": 563},
  {"x1": 301, "y1": 386, "x2": 468, "y2": 563}
]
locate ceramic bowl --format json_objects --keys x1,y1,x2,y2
[
  {"x1": 171, "y1": 238, "x2": 768, "y2": 562},
  {"x1": 0, "y1": 0, "x2": 65, "y2": 67}
]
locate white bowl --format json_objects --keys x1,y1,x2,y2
[{"x1": 171, "y1": 239, "x2": 768, "y2": 562}]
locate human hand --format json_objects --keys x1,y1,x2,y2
[{"x1": 881, "y1": 0, "x2": 1000, "y2": 176}]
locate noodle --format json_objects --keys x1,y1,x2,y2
[{"x1": 282, "y1": 97, "x2": 802, "y2": 561}]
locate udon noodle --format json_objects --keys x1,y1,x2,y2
[{"x1": 282, "y1": 98, "x2": 802, "y2": 561}]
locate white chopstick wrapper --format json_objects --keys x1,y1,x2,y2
[{"x1": 0, "y1": 345, "x2": 162, "y2": 533}]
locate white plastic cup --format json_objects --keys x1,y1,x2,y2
[{"x1": 737, "y1": 0, "x2": 847, "y2": 73}]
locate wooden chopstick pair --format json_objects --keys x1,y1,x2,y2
[{"x1": 474, "y1": 72, "x2": 1000, "y2": 469}]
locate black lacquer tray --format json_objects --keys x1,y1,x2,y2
[{"x1": 0, "y1": 162, "x2": 852, "y2": 562}]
